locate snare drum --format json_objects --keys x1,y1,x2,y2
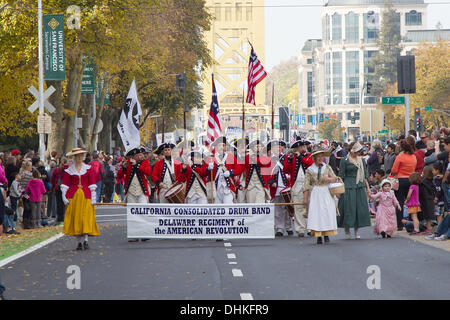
[
  {"x1": 164, "y1": 183, "x2": 186, "y2": 203},
  {"x1": 280, "y1": 187, "x2": 295, "y2": 217}
]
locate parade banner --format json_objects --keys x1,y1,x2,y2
[
  {"x1": 127, "y1": 203, "x2": 275, "y2": 239},
  {"x1": 43, "y1": 14, "x2": 65, "y2": 81}
]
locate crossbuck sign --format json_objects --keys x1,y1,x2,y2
[{"x1": 28, "y1": 85, "x2": 56, "y2": 113}]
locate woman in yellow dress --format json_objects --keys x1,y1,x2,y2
[{"x1": 60, "y1": 148, "x2": 99, "y2": 250}]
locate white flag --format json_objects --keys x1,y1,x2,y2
[{"x1": 117, "y1": 79, "x2": 142, "y2": 153}]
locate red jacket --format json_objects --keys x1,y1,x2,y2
[
  {"x1": 151, "y1": 158, "x2": 183, "y2": 195},
  {"x1": 182, "y1": 163, "x2": 209, "y2": 197},
  {"x1": 283, "y1": 153, "x2": 313, "y2": 187},
  {"x1": 268, "y1": 154, "x2": 290, "y2": 199},
  {"x1": 241, "y1": 154, "x2": 272, "y2": 190},
  {"x1": 414, "y1": 149, "x2": 425, "y2": 173},
  {"x1": 208, "y1": 152, "x2": 242, "y2": 194},
  {"x1": 61, "y1": 164, "x2": 97, "y2": 200},
  {"x1": 89, "y1": 160, "x2": 104, "y2": 183},
  {"x1": 117, "y1": 159, "x2": 152, "y2": 196}
]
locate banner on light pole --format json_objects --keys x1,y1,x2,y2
[{"x1": 43, "y1": 14, "x2": 65, "y2": 81}]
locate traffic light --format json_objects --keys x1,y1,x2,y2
[
  {"x1": 366, "y1": 81, "x2": 372, "y2": 95},
  {"x1": 176, "y1": 73, "x2": 186, "y2": 95},
  {"x1": 414, "y1": 108, "x2": 420, "y2": 117},
  {"x1": 397, "y1": 55, "x2": 416, "y2": 94},
  {"x1": 351, "y1": 116, "x2": 355, "y2": 124},
  {"x1": 416, "y1": 117, "x2": 422, "y2": 132}
]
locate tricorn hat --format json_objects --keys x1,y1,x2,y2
[
  {"x1": 126, "y1": 147, "x2": 143, "y2": 157},
  {"x1": 266, "y1": 139, "x2": 287, "y2": 153}
]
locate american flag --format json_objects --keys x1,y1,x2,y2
[
  {"x1": 206, "y1": 74, "x2": 221, "y2": 146},
  {"x1": 246, "y1": 44, "x2": 267, "y2": 105}
]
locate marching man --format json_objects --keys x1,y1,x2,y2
[
  {"x1": 241, "y1": 140, "x2": 271, "y2": 203},
  {"x1": 182, "y1": 150, "x2": 209, "y2": 204},
  {"x1": 233, "y1": 137, "x2": 248, "y2": 203},
  {"x1": 151, "y1": 142, "x2": 184, "y2": 203},
  {"x1": 267, "y1": 140, "x2": 293, "y2": 236},
  {"x1": 283, "y1": 139, "x2": 312, "y2": 237},
  {"x1": 207, "y1": 136, "x2": 242, "y2": 204},
  {"x1": 117, "y1": 146, "x2": 152, "y2": 242}
]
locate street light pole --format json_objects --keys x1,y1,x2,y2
[{"x1": 38, "y1": 0, "x2": 46, "y2": 159}]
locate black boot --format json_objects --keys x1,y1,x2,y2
[
  {"x1": 76, "y1": 243, "x2": 83, "y2": 251},
  {"x1": 324, "y1": 236, "x2": 330, "y2": 243},
  {"x1": 381, "y1": 231, "x2": 386, "y2": 238},
  {"x1": 316, "y1": 237, "x2": 323, "y2": 244},
  {"x1": 83, "y1": 241, "x2": 89, "y2": 250}
]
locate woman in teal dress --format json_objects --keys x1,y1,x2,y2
[{"x1": 337, "y1": 141, "x2": 371, "y2": 239}]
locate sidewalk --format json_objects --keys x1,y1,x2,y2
[{"x1": 397, "y1": 229, "x2": 450, "y2": 252}]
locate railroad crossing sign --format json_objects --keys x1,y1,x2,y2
[{"x1": 28, "y1": 85, "x2": 56, "y2": 113}]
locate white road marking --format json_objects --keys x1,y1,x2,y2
[
  {"x1": 240, "y1": 293, "x2": 254, "y2": 300},
  {"x1": 95, "y1": 214, "x2": 127, "y2": 217},
  {"x1": 232, "y1": 268, "x2": 243, "y2": 277},
  {"x1": 224, "y1": 242, "x2": 232, "y2": 247},
  {"x1": 227, "y1": 253, "x2": 236, "y2": 259},
  {"x1": 229, "y1": 261, "x2": 237, "y2": 265},
  {"x1": 96, "y1": 219, "x2": 126, "y2": 223},
  {"x1": 0, "y1": 233, "x2": 65, "y2": 268}
]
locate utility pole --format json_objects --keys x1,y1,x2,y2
[{"x1": 38, "y1": 0, "x2": 45, "y2": 158}]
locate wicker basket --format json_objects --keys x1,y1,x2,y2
[{"x1": 329, "y1": 178, "x2": 345, "y2": 196}]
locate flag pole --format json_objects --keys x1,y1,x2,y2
[
  {"x1": 242, "y1": 88, "x2": 245, "y2": 139},
  {"x1": 210, "y1": 73, "x2": 215, "y2": 204},
  {"x1": 271, "y1": 83, "x2": 275, "y2": 140}
]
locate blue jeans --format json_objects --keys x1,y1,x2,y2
[
  {"x1": 436, "y1": 214, "x2": 450, "y2": 236},
  {"x1": 442, "y1": 182, "x2": 450, "y2": 212},
  {"x1": 4, "y1": 214, "x2": 15, "y2": 230},
  {"x1": 0, "y1": 271, "x2": 5, "y2": 296},
  {"x1": 96, "y1": 181, "x2": 103, "y2": 203}
]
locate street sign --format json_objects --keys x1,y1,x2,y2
[
  {"x1": 28, "y1": 85, "x2": 56, "y2": 113},
  {"x1": 424, "y1": 106, "x2": 432, "y2": 111},
  {"x1": 37, "y1": 114, "x2": 52, "y2": 134},
  {"x1": 81, "y1": 56, "x2": 95, "y2": 94},
  {"x1": 382, "y1": 96, "x2": 405, "y2": 105},
  {"x1": 43, "y1": 14, "x2": 65, "y2": 81},
  {"x1": 378, "y1": 129, "x2": 388, "y2": 134},
  {"x1": 76, "y1": 117, "x2": 83, "y2": 129}
]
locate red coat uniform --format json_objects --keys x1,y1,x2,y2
[
  {"x1": 117, "y1": 159, "x2": 152, "y2": 197},
  {"x1": 268, "y1": 154, "x2": 290, "y2": 199},
  {"x1": 283, "y1": 153, "x2": 313, "y2": 188},
  {"x1": 61, "y1": 164, "x2": 97, "y2": 199},
  {"x1": 151, "y1": 157, "x2": 183, "y2": 195},
  {"x1": 181, "y1": 163, "x2": 209, "y2": 197},
  {"x1": 208, "y1": 152, "x2": 242, "y2": 194},
  {"x1": 241, "y1": 154, "x2": 272, "y2": 190}
]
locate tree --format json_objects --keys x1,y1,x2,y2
[
  {"x1": 367, "y1": 0, "x2": 402, "y2": 98},
  {"x1": 318, "y1": 119, "x2": 343, "y2": 141},
  {"x1": 266, "y1": 57, "x2": 299, "y2": 106}
]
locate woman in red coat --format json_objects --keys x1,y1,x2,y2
[{"x1": 61, "y1": 148, "x2": 99, "y2": 251}]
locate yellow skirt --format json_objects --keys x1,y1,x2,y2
[
  {"x1": 310, "y1": 230, "x2": 338, "y2": 237},
  {"x1": 63, "y1": 188, "x2": 100, "y2": 236}
]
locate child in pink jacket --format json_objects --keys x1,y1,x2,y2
[{"x1": 25, "y1": 170, "x2": 47, "y2": 228}]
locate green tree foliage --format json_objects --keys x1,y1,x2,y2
[
  {"x1": 318, "y1": 119, "x2": 343, "y2": 141},
  {"x1": 367, "y1": 0, "x2": 402, "y2": 98},
  {"x1": 266, "y1": 57, "x2": 299, "y2": 106}
]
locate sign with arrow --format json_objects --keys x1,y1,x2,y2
[{"x1": 28, "y1": 85, "x2": 56, "y2": 113}]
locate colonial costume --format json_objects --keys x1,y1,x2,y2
[
  {"x1": 233, "y1": 137, "x2": 248, "y2": 203},
  {"x1": 60, "y1": 148, "x2": 99, "y2": 249},
  {"x1": 371, "y1": 179, "x2": 399, "y2": 237},
  {"x1": 182, "y1": 151, "x2": 209, "y2": 204},
  {"x1": 242, "y1": 140, "x2": 271, "y2": 203},
  {"x1": 117, "y1": 147, "x2": 152, "y2": 204},
  {"x1": 304, "y1": 148, "x2": 338, "y2": 242},
  {"x1": 267, "y1": 140, "x2": 293, "y2": 236},
  {"x1": 208, "y1": 136, "x2": 242, "y2": 204},
  {"x1": 337, "y1": 142, "x2": 371, "y2": 235},
  {"x1": 151, "y1": 143, "x2": 183, "y2": 203}
]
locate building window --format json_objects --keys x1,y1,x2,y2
[
  {"x1": 323, "y1": 14, "x2": 330, "y2": 42},
  {"x1": 345, "y1": 12, "x2": 359, "y2": 44},
  {"x1": 307, "y1": 72, "x2": 315, "y2": 108},
  {"x1": 364, "y1": 12, "x2": 379, "y2": 43},
  {"x1": 246, "y1": 2, "x2": 252, "y2": 21},
  {"x1": 236, "y1": 3, "x2": 242, "y2": 21},
  {"x1": 332, "y1": 13, "x2": 342, "y2": 44},
  {"x1": 364, "y1": 50, "x2": 377, "y2": 74},
  {"x1": 225, "y1": 3, "x2": 231, "y2": 21},
  {"x1": 325, "y1": 52, "x2": 331, "y2": 105},
  {"x1": 364, "y1": 96, "x2": 377, "y2": 104},
  {"x1": 405, "y1": 10, "x2": 422, "y2": 26},
  {"x1": 394, "y1": 12, "x2": 401, "y2": 38},
  {"x1": 215, "y1": 3, "x2": 221, "y2": 21},
  {"x1": 346, "y1": 51, "x2": 359, "y2": 104},
  {"x1": 307, "y1": 58, "x2": 312, "y2": 64},
  {"x1": 332, "y1": 52, "x2": 342, "y2": 105},
  {"x1": 307, "y1": 115, "x2": 313, "y2": 123}
]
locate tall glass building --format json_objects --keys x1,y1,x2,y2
[{"x1": 298, "y1": 0, "x2": 428, "y2": 141}]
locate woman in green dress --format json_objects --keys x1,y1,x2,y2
[{"x1": 337, "y1": 141, "x2": 371, "y2": 239}]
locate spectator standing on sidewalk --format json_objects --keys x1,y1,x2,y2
[
  {"x1": 19, "y1": 160, "x2": 33, "y2": 228},
  {"x1": 51, "y1": 158, "x2": 68, "y2": 224},
  {"x1": 25, "y1": 169, "x2": 46, "y2": 228},
  {"x1": 90, "y1": 152, "x2": 104, "y2": 203},
  {"x1": 102, "y1": 155, "x2": 115, "y2": 203},
  {"x1": 383, "y1": 143, "x2": 397, "y2": 174}
]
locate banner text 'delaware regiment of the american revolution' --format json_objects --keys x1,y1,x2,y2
[{"x1": 127, "y1": 204, "x2": 275, "y2": 239}]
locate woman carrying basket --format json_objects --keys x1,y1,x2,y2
[{"x1": 301, "y1": 146, "x2": 340, "y2": 244}]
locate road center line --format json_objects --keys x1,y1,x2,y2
[
  {"x1": 224, "y1": 242, "x2": 232, "y2": 247},
  {"x1": 229, "y1": 261, "x2": 237, "y2": 265},
  {"x1": 240, "y1": 293, "x2": 254, "y2": 300},
  {"x1": 232, "y1": 268, "x2": 243, "y2": 277},
  {"x1": 227, "y1": 253, "x2": 236, "y2": 259}
]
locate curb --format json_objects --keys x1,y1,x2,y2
[{"x1": 0, "y1": 232, "x2": 65, "y2": 268}]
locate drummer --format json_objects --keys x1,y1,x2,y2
[
  {"x1": 151, "y1": 142, "x2": 184, "y2": 203},
  {"x1": 242, "y1": 140, "x2": 271, "y2": 203},
  {"x1": 233, "y1": 137, "x2": 249, "y2": 203},
  {"x1": 181, "y1": 150, "x2": 209, "y2": 204},
  {"x1": 283, "y1": 139, "x2": 309, "y2": 237},
  {"x1": 267, "y1": 140, "x2": 293, "y2": 236}
]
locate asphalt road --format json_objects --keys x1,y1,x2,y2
[{"x1": 1, "y1": 206, "x2": 449, "y2": 300}]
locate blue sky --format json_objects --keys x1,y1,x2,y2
[{"x1": 265, "y1": 0, "x2": 450, "y2": 70}]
